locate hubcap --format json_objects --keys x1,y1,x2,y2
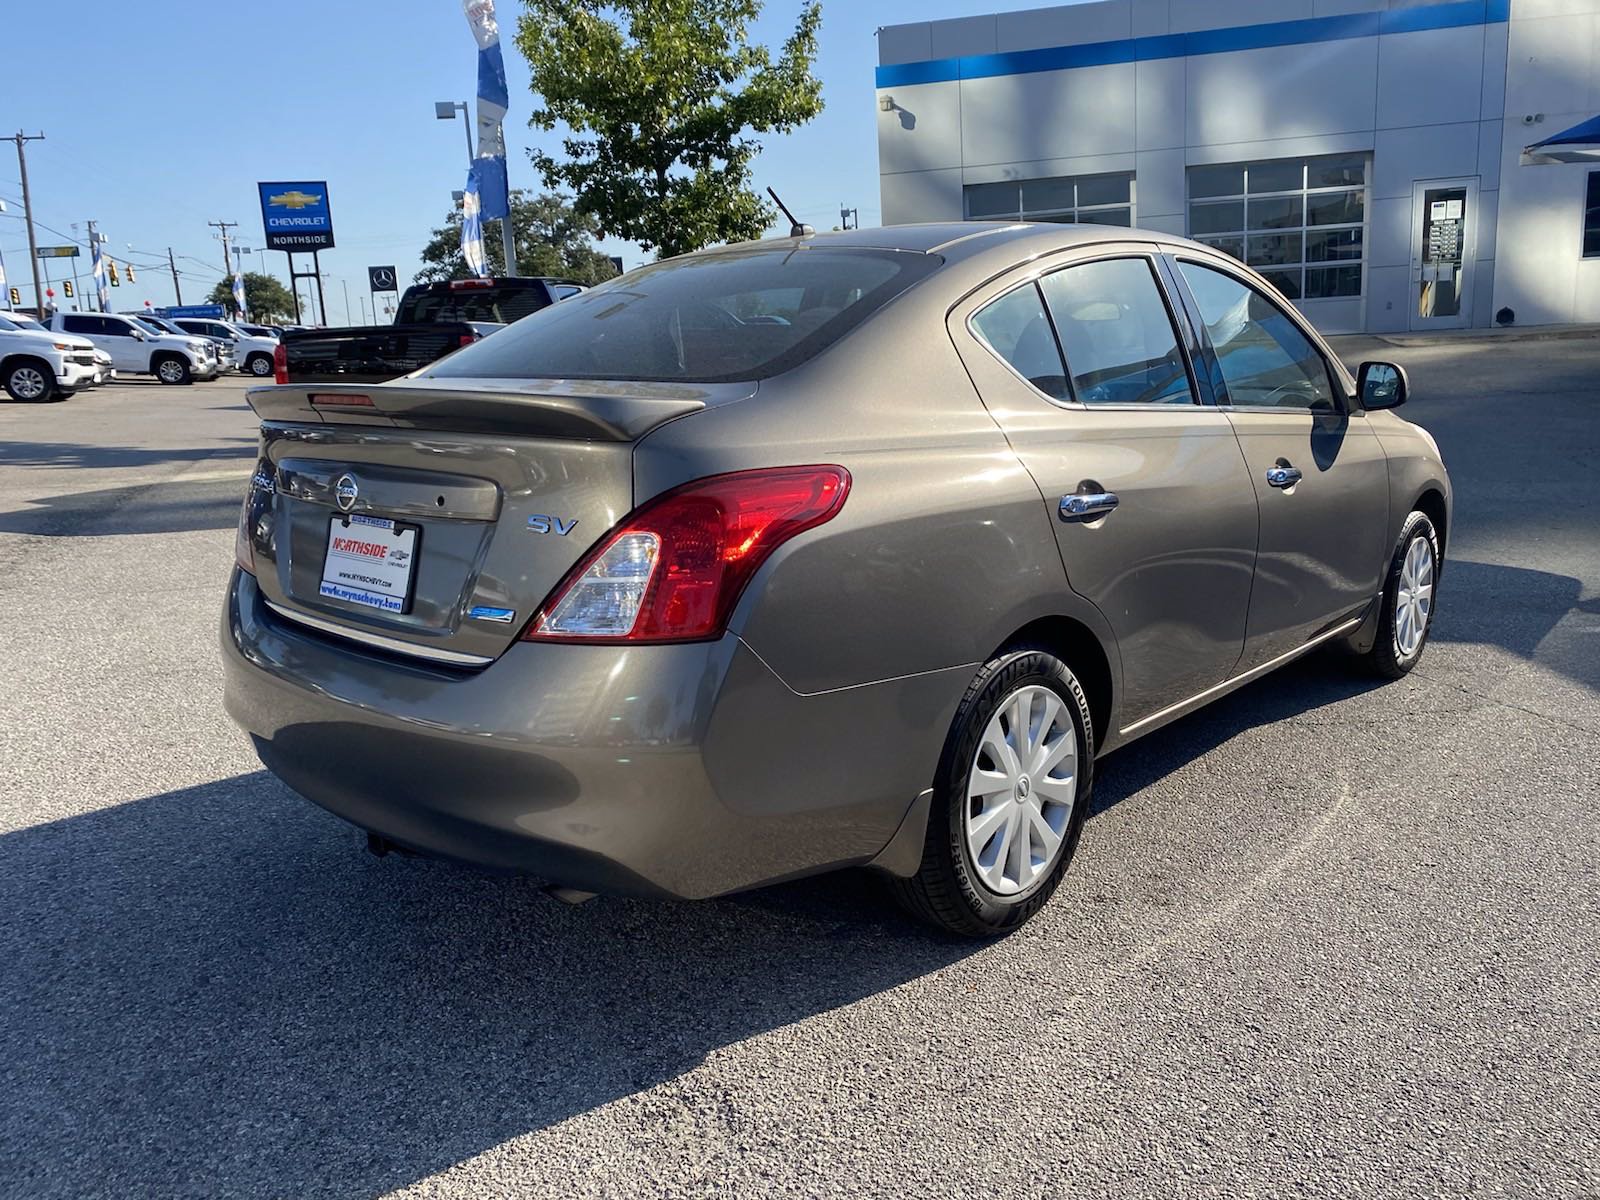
[
  {"x1": 251, "y1": 356, "x2": 272, "y2": 375},
  {"x1": 10, "y1": 366, "x2": 47, "y2": 399},
  {"x1": 964, "y1": 684, "x2": 1077, "y2": 896},
  {"x1": 1395, "y1": 534, "x2": 1434, "y2": 658},
  {"x1": 159, "y1": 361, "x2": 183, "y2": 382}
]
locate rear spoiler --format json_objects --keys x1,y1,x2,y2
[{"x1": 244, "y1": 378, "x2": 734, "y2": 441}]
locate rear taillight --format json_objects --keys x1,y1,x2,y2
[
  {"x1": 272, "y1": 342, "x2": 287, "y2": 384},
  {"x1": 449, "y1": 278, "x2": 496, "y2": 290},
  {"x1": 523, "y1": 466, "x2": 851, "y2": 643},
  {"x1": 459, "y1": 333, "x2": 478, "y2": 348}
]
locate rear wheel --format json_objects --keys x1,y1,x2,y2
[
  {"x1": 154, "y1": 354, "x2": 192, "y2": 385},
  {"x1": 1359, "y1": 510, "x2": 1440, "y2": 679},
  {"x1": 246, "y1": 352, "x2": 274, "y2": 377},
  {"x1": 891, "y1": 648, "x2": 1094, "y2": 937},
  {"x1": 3, "y1": 358, "x2": 55, "y2": 402}
]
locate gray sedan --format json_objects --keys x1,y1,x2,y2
[{"x1": 222, "y1": 223, "x2": 1449, "y2": 936}]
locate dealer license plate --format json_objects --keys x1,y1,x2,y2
[{"x1": 319, "y1": 514, "x2": 419, "y2": 613}]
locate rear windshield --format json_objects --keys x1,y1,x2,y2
[
  {"x1": 399, "y1": 282, "x2": 554, "y2": 324},
  {"x1": 424, "y1": 247, "x2": 938, "y2": 383}
]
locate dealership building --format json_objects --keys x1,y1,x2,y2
[{"x1": 875, "y1": 0, "x2": 1600, "y2": 333}]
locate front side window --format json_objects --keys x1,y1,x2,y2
[
  {"x1": 1039, "y1": 258, "x2": 1195, "y2": 406},
  {"x1": 970, "y1": 283, "x2": 1068, "y2": 400},
  {"x1": 101, "y1": 318, "x2": 135, "y2": 337},
  {"x1": 1177, "y1": 261, "x2": 1336, "y2": 410},
  {"x1": 966, "y1": 172, "x2": 1134, "y2": 228},
  {"x1": 1187, "y1": 154, "x2": 1367, "y2": 300},
  {"x1": 1585, "y1": 171, "x2": 1600, "y2": 258},
  {"x1": 426, "y1": 248, "x2": 937, "y2": 383}
]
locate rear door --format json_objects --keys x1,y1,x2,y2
[
  {"x1": 1169, "y1": 255, "x2": 1389, "y2": 669},
  {"x1": 947, "y1": 245, "x2": 1259, "y2": 728}
]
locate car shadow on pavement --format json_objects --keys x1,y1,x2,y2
[
  {"x1": 0, "y1": 479, "x2": 245, "y2": 536},
  {"x1": 0, "y1": 771, "x2": 982, "y2": 1199},
  {"x1": 1430, "y1": 558, "x2": 1597, "y2": 692}
]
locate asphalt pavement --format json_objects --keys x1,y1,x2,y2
[{"x1": 0, "y1": 351, "x2": 1595, "y2": 1199}]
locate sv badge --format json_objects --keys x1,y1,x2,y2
[{"x1": 527, "y1": 514, "x2": 579, "y2": 536}]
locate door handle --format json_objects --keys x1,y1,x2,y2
[
  {"x1": 1060, "y1": 491, "x2": 1120, "y2": 521},
  {"x1": 1265, "y1": 464, "x2": 1302, "y2": 489}
]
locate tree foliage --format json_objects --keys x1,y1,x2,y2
[
  {"x1": 515, "y1": 0, "x2": 824, "y2": 259},
  {"x1": 207, "y1": 272, "x2": 297, "y2": 322},
  {"x1": 416, "y1": 189, "x2": 620, "y2": 285}
]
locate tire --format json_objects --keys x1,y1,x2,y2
[
  {"x1": 154, "y1": 354, "x2": 192, "y2": 385},
  {"x1": 246, "y1": 352, "x2": 274, "y2": 377},
  {"x1": 3, "y1": 357, "x2": 55, "y2": 402},
  {"x1": 891, "y1": 648, "x2": 1095, "y2": 937},
  {"x1": 1359, "y1": 510, "x2": 1441, "y2": 680}
]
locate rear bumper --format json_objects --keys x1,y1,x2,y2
[{"x1": 221, "y1": 569, "x2": 963, "y2": 899}]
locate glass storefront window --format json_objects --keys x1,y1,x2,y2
[
  {"x1": 964, "y1": 172, "x2": 1135, "y2": 227},
  {"x1": 1185, "y1": 153, "x2": 1367, "y2": 301}
]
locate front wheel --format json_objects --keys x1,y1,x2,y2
[
  {"x1": 154, "y1": 355, "x2": 192, "y2": 385},
  {"x1": 4, "y1": 358, "x2": 56, "y2": 402},
  {"x1": 1360, "y1": 510, "x2": 1441, "y2": 679},
  {"x1": 891, "y1": 649, "x2": 1095, "y2": 937}
]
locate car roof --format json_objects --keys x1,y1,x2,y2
[{"x1": 696, "y1": 221, "x2": 1199, "y2": 282}]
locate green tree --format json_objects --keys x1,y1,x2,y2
[
  {"x1": 206, "y1": 272, "x2": 298, "y2": 322},
  {"x1": 416, "y1": 189, "x2": 621, "y2": 285},
  {"x1": 515, "y1": 0, "x2": 823, "y2": 259}
]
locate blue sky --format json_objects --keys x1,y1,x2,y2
[{"x1": 0, "y1": 0, "x2": 1011, "y2": 322}]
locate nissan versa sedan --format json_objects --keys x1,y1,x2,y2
[{"x1": 222, "y1": 223, "x2": 1449, "y2": 936}]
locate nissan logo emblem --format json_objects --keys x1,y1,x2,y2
[{"x1": 334, "y1": 474, "x2": 359, "y2": 513}]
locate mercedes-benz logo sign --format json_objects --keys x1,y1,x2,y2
[
  {"x1": 371, "y1": 268, "x2": 395, "y2": 290},
  {"x1": 334, "y1": 474, "x2": 359, "y2": 513}
]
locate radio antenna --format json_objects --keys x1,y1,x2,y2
[{"x1": 767, "y1": 187, "x2": 813, "y2": 238}]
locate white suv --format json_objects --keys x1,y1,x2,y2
[
  {"x1": 173, "y1": 318, "x2": 278, "y2": 378},
  {"x1": 51, "y1": 312, "x2": 220, "y2": 385},
  {"x1": 0, "y1": 313, "x2": 98, "y2": 401}
]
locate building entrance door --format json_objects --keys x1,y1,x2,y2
[{"x1": 1409, "y1": 178, "x2": 1478, "y2": 330}]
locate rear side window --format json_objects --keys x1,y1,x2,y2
[
  {"x1": 62, "y1": 315, "x2": 96, "y2": 335},
  {"x1": 1039, "y1": 258, "x2": 1195, "y2": 405},
  {"x1": 1177, "y1": 261, "x2": 1335, "y2": 409},
  {"x1": 426, "y1": 248, "x2": 938, "y2": 383},
  {"x1": 970, "y1": 283, "x2": 1068, "y2": 400}
]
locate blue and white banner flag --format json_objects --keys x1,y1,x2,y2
[
  {"x1": 91, "y1": 238, "x2": 108, "y2": 312},
  {"x1": 461, "y1": 174, "x2": 489, "y2": 277},
  {"x1": 462, "y1": 0, "x2": 512, "y2": 222},
  {"x1": 232, "y1": 271, "x2": 248, "y2": 320}
]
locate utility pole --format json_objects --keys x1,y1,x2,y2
[
  {"x1": 7, "y1": 132, "x2": 46, "y2": 316},
  {"x1": 167, "y1": 247, "x2": 183, "y2": 305},
  {"x1": 840, "y1": 205, "x2": 859, "y2": 231},
  {"x1": 208, "y1": 219, "x2": 238, "y2": 298}
]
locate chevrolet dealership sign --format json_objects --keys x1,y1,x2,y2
[{"x1": 257, "y1": 181, "x2": 335, "y2": 250}]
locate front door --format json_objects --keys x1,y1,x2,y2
[
  {"x1": 1409, "y1": 178, "x2": 1478, "y2": 331},
  {"x1": 97, "y1": 318, "x2": 148, "y2": 372},
  {"x1": 1171, "y1": 256, "x2": 1390, "y2": 669},
  {"x1": 948, "y1": 248, "x2": 1260, "y2": 728}
]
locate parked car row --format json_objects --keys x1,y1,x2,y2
[
  {"x1": 0, "y1": 307, "x2": 288, "y2": 399},
  {"x1": 0, "y1": 312, "x2": 114, "y2": 401}
]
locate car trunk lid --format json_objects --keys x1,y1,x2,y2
[{"x1": 244, "y1": 378, "x2": 741, "y2": 662}]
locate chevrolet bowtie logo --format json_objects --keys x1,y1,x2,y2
[{"x1": 269, "y1": 190, "x2": 322, "y2": 209}]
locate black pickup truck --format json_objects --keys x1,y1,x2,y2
[{"x1": 275, "y1": 277, "x2": 584, "y2": 384}]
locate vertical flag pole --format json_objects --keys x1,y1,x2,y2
[{"x1": 461, "y1": 0, "x2": 516, "y2": 276}]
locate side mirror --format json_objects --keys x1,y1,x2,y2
[{"x1": 1357, "y1": 360, "x2": 1407, "y2": 410}]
